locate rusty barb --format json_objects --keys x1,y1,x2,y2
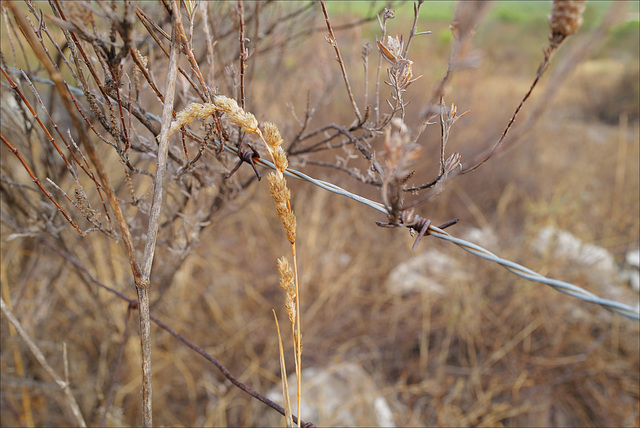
[
  {"x1": 377, "y1": 210, "x2": 460, "y2": 250},
  {"x1": 225, "y1": 140, "x2": 262, "y2": 180}
]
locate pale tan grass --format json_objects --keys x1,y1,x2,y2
[{"x1": 2, "y1": 3, "x2": 637, "y2": 426}]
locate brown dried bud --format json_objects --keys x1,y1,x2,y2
[
  {"x1": 377, "y1": 35, "x2": 403, "y2": 64},
  {"x1": 74, "y1": 186, "x2": 100, "y2": 224},
  {"x1": 548, "y1": 0, "x2": 586, "y2": 39}
]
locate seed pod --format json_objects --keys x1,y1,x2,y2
[{"x1": 548, "y1": 0, "x2": 586, "y2": 39}]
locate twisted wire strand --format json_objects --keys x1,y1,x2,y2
[
  {"x1": 427, "y1": 227, "x2": 640, "y2": 320},
  {"x1": 248, "y1": 146, "x2": 640, "y2": 321},
  {"x1": 9, "y1": 72, "x2": 637, "y2": 320}
]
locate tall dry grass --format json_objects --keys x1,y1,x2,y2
[{"x1": 1, "y1": 1, "x2": 638, "y2": 426}]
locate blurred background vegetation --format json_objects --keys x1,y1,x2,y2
[{"x1": 1, "y1": 1, "x2": 638, "y2": 426}]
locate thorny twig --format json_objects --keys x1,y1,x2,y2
[{"x1": 462, "y1": 0, "x2": 610, "y2": 174}]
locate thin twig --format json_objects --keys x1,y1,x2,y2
[
  {"x1": 23, "y1": 0, "x2": 142, "y2": 279},
  {"x1": 402, "y1": 0, "x2": 427, "y2": 58},
  {"x1": 320, "y1": 1, "x2": 363, "y2": 124},
  {"x1": 461, "y1": 45, "x2": 559, "y2": 175},
  {"x1": 37, "y1": 235, "x2": 317, "y2": 427},
  {"x1": 1, "y1": 297, "x2": 87, "y2": 427},
  {"x1": 1, "y1": 134, "x2": 85, "y2": 235},
  {"x1": 238, "y1": 0, "x2": 246, "y2": 109},
  {"x1": 100, "y1": 305, "x2": 134, "y2": 428}
]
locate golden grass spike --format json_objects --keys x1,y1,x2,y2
[{"x1": 264, "y1": 122, "x2": 284, "y2": 148}]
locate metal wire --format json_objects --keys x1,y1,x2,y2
[
  {"x1": 13, "y1": 73, "x2": 636, "y2": 321},
  {"x1": 249, "y1": 149, "x2": 640, "y2": 321},
  {"x1": 171, "y1": 124, "x2": 640, "y2": 322}
]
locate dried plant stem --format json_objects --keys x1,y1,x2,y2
[
  {"x1": 320, "y1": 1, "x2": 363, "y2": 124},
  {"x1": 273, "y1": 311, "x2": 294, "y2": 428},
  {"x1": 292, "y1": 248, "x2": 301, "y2": 427},
  {"x1": 0, "y1": 285, "x2": 35, "y2": 427},
  {"x1": 462, "y1": 53, "x2": 560, "y2": 174},
  {"x1": 402, "y1": 0, "x2": 428, "y2": 58},
  {"x1": 462, "y1": 0, "x2": 589, "y2": 174},
  {"x1": 6, "y1": 0, "x2": 141, "y2": 280},
  {"x1": 140, "y1": 6, "x2": 180, "y2": 287},
  {"x1": 258, "y1": 124, "x2": 302, "y2": 426},
  {"x1": 374, "y1": 9, "x2": 390, "y2": 124},
  {"x1": 238, "y1": 0, "x2": 247, "y2": 108},
  {"x1": 137, "y1": 2, "x2": 182, "y2": 426},
  {"x1": 170, "y1": 96, "x2": 304, "y2": 424},
  {"x1": 282, "y1": 244, "x2": 302, "y2": 428},
  {"x1": 0, "y1": 134, "x2": 85, "y2": 234},
  {"x1": 1, "y1": 297, "x2": 86, "y2": 427}
]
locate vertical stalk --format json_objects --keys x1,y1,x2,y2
[{"x1": 137, "y1": 1, "x2": 181, "y2": 425}]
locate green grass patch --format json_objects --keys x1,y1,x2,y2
[{"x1": 324, "y1": 1, "x2": 637, "y2": 28}]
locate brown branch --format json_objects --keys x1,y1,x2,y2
[
  {"x1": 461, "y1": 1, "x2": 622, "y2": 174},
  {"x1": 238, "y1": 0, "x2": 247, "y2": 109},
  {"x1": 135, "y1": 6, "x2": 206, "y2": 101},
  {"x1": 1, "y1": 133, "x2": 85, "y2": 235},
  {"x1": 14, "y1": 0, "x2": 142, "y2": 279},
  {"x1": 39, "y1": 236, "x2": 316, "y2": 427},
  {"x1": 320, "y1": 1, "x2": 363, "y2": 124},
  {"x1": 150, "y1": 314, "x2": 316, "y2": 428}
]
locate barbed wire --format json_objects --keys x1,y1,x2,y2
[
  {"x1": 8, "y1": 72, "x2": 637, "y2": 320},
  {"x1": 248, "y1": 148, "x2": 640, "y2": 321}
]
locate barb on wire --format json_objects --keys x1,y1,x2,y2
[
  {"x1": 235, "y1": 145, "x2": 639, "y2": 321},
  {"x1": 25, "y1": 76, "x2": 637, "y2": 321},
  {"x1": 171, "y1": 123, "x2": 639, "y2": 322},
  {"x1": 210, "y1": 133, "x2": 639, "y2": 320}
]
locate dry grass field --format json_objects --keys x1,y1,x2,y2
[{"x1": 1, "y1": 1, "x2": 638, "y2": 427}]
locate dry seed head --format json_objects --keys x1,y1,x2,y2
[
  {"x1": 228, "y1": 110, "x2": 259, "y2": 134},
  {"x1": 548, "y1": 0, "x2": 586, "y2": 39},
  {"x1": 133, "y1": 48, "x2": 148, "y2": 71},
  {"x1": 74, "y1": 186, "x2": 100, "y2": 223},
  {"x1": 212, "y1": 95, "x2": 239, "y2": 113},
  {"x1": 213, "y1": 95, "x2": 258, "y2": 134},
  {"x1": 284, "y1": 213, "x2": 296, "y2": 245},
  {"x1": 384, "y1": 118, "x2": 422, "y2": 174},
  {"x1": 268, "y1": 172, "x2": 297, "y2": 244},
  {"x1": 284, "y1": 294, "x2": 296, "y2": 324},
  {"x1": 277, "y1": 257, "x2": 294, "y2": 291},
  {"x1": 268, "y1": 171, "x2": 290, "y2": 206},
  {"x1": 169, "y1": 102, "x2": 217, "y2": 135},
  {"x1": 263, "y1": 122, "x2": 284, "y2": 148},
  {"x1": 273, "y1": 146, "x2": 289, "y2": 173},
  {"x1": 277, "y1": 257, "x2": 296, "y2": 323},
  {"x1": 377, "y1": 35, "x2": 403, "y2": 64}
]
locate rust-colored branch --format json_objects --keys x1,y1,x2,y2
[
  {"x1": 1, "y1": 133, "x2": 85, "y2": 234},
  {"x1": 6, "y1": 0, "x2": 141, "y2": 280}
]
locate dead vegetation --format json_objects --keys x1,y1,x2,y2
[{"x1": 1, "y1": 1, "x2": 638, "y2": 426}]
